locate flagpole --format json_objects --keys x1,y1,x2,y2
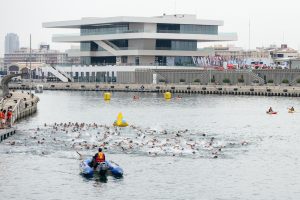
[{"x1": 30, "y1": 34, "x2": 32, "y2": 95}]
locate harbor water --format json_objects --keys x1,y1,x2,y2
[{"x1": 1, "y1": 91, "x2": 300, "y2": 200}]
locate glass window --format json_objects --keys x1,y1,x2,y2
[
  {"x1": 180, "y1": 25, "x2": 218, "y2": 35},
  {"x1": 80, "y1": 42, "x2": 104, "y2": 51},
  {"x1": 80, "y1": 57, "x2": 91, "y2": 65},
  {"x1": 156, "y1": 40, "x2": 172, "y2": 50},
  {"x1": 80, "y1": 23, "x2": 129, "y2": 35},
  {"x1": 157, "y1": 24, "x2": 180, "y2": 33},
  {"x1": 156, "y1": 24, "x2": 218, "y2": 35},
  {"x1": 110, "y1": 40, "x2": 128, "y2": 48},
  {"x1": 174, "y1": 56, "x2": 194, "y2": 66},
  {"x1": 156, "y1": 40, "x2": 196, "y2": 51}
]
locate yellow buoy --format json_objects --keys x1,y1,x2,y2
[
  {"x1": 164, "y1": 92, "x2": 172, "y2": 100},
  {"x1": 113, "y1": 112, "x2": 128, "y2": 127},
  {"x1": 104, "y1": 92, "x2": 111, "y2": 101}
]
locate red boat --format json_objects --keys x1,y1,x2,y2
[{"x1": 266, "y1": 111, "x2": 278, "y2": 115}]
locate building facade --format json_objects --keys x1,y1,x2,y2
[
  {"x1": 43, "y1": 14, "x2": 237, "y2": 67},
  {"x1": 5, "y1": 33, "x2": 20, "y2": 54},
  {"x1": 0, "y1": 57, "x2": 4, "y2": 72},
  {"x1": 263, "y1": 44, "x2": 299, "y2": 68},
  {"x1": 206, "y1": 45, "x2": 274, "y2": 68}
]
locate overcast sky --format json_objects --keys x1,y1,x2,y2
[{"x1": 0, "y1": 0, "x2": 299, "y2": 55}]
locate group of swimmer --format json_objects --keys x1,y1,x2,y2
[
  {"x1": 3, "y1": 122, "x2": 250, "y2": 159},
  {"x1": 267, "y1": 106, "x2": 295, "y2": 114}
]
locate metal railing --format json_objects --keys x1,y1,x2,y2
[{"x1": 11, "y1": 99, "x2": 22, "y2": 126}]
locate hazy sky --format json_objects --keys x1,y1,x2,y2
[{"x1": 1, "y1": 0, "x2": 299, "y2": 55}]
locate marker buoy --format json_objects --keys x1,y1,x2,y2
[
  {"x1": 104, "y1": 92, "x2": 111, "y2": 101},
  {"x1": 164, "y1": 92, "x2": 172, "y2": 100}
]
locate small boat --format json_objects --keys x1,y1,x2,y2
[
  {"x1": 80, "y1": 158, "x2": 123, "y2": 178},
  {"x1": 266, "y1": 111, "x2": 277, "y2": 115}
]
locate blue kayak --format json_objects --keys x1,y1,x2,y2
[{"x1": 79, "y1": 158, "x2": 123, "y2": 178}]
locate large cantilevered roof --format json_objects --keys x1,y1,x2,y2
[{"x1": 43, "y1": 15, "x2": 224, "y2": 28}]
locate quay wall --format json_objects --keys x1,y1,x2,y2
[
  {"x1": 254, "y1": 69, "x2": 300, "y2": 85},
  {"x1": 9, "y1": 82, "x2": 300, "y2": 98},
  {"x1": 117, "y1": 69, "x2": 300, "y2": 85},
  {"x1": 0, "y1": 128, "x2": 16, "y2": 142}
]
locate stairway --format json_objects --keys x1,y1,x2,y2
[
  {"x1": 248, "y1": 71, "x2": 265, "y2": 84},
  {"x1": 94, "y1": 40, "x2": 119, "y2": 56},
  {"x1": 290, "y1": 75, "x2": 300, "y2": 85},
  {"x1": 43, "y1": 66, "x2": 69, "y2": 82}
]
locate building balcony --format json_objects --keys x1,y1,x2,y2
[
  {"x1": 68, "y1": 48, "x2": 214, "y2": 57},
  {"x1": 52, "y1": 32, "x2": 237, "y2": 43}
]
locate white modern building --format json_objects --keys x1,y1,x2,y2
[{"x1": 43, "y1": 14, "x2": 237, "y2": 67}]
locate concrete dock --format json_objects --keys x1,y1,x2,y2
[
  {"x1": 1, "y1": 91, "x2": 39, "y2": 123},
  {"x1": 0, "y1": 92, "x2": 39, "y2": 142},
  {"x1": 9, "y1": 82, "x2": 300, "y2": 97}
]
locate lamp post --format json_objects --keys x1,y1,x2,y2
[{"x1": 71, "y1": 64, "x2": 73, "y2": 82}]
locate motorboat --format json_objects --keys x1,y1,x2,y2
[{"x1": 80, "y1": 158, "x2": 123, "y2": 178}]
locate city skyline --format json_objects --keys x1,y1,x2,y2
[{"x1": 1, "y1": 0, "x2": 300, "y2": 56}]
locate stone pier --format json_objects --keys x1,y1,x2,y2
[{"x1": 0, "y1": 91, "x2": 39, "y2": 142}]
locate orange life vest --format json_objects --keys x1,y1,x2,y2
[
  {"x1": 0, "y1": 112, "x2": 4, "y2": 119},
  {"x1": 95, "y1": 152, "x2": 105, "y2": 163}
]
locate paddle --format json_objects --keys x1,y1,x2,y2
[{"x1": 76, "y1": 151, "x2": 83, "y2": 160}]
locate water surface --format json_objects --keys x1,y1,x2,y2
[{"x1": 1, "y1": 91, "x2": 300, "y2": 200}]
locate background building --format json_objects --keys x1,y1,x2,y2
[
  {"x1": 4, "y1": 44, "x2": 80, "y2": 70},
  {"x1": 204, "y1": 45, "x2": 274, "y2": 68},
  {"x1": 0, "y1": 57, "x2": 4, "y2": 72},
  {"x1": 5, "y1": 33, "x2": 20, "y2": 54},
  {"x1": 43, "y1": 14, "x2": 237, "y2": 66},
  {"x1": 269, "y1": 44, "x2": 299, "y2": 59},
  {"x1": 65, "y1": 45, "x2": 81, "y2": 65}
]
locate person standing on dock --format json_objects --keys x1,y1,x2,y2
[
  {"x1": 0, "y1": 109, "x2": 5, "y2": 128},
  {"x1": 6, "y1": 108, "x2": 13, "y2": 128},
  {"x1": 1, "y1": 110, "x2": 6, "y2": 128}
]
